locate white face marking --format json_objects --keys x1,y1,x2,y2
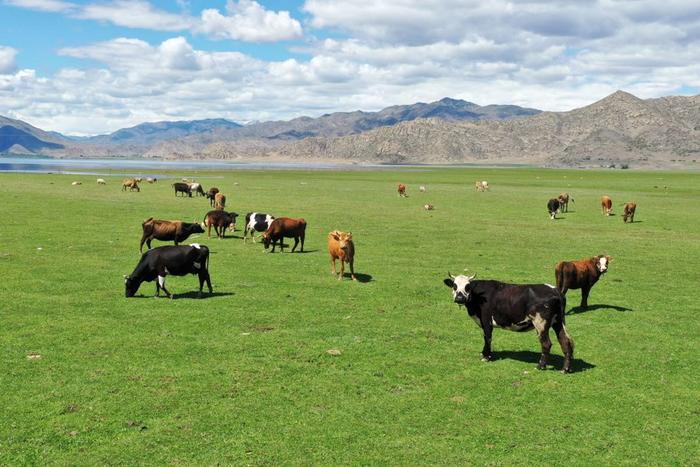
[
  {"x1": 598, "y1": 257, "x2": 608, "y2": 272},
  {"x1": 449, "y1": 275, "x2": 474, "y2": 303},
  {"x1": 158, "y1": 275, "x2": 166, "y2": 287}
]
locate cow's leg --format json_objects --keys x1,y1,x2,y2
[
  {"x1": 157, "y1": 275, "x2": 172, "y2": 298},
  {"x1": 221, "y1": 224, "x2": 226, "y2": 239},
  {"x1": 291, "y1": 236, "x2": 299, "y2": 252},
  {"x1": 146, "y1": 238, "x2": 152, "y2": 250},
  {"x1": 207, "y1": 224, "x2": 212, "y2": 238},
  {"x1": 533, "y1": 313, "x2": 552, "y2": 370},
  {"x1": 300, "y1": 232, "x2": 305, "y2": 252},
  {"x1": 349, "y1": 257, "x2": 356, "y2": 281},
  {"x1": 331, "y1": 257, "x2": 337, "y2": 275},
  {"x1": 581, "y1": 286, "x2": 590, "y2": 308},
  {"x1": 139, "y1": 234, "x2": 147, "y2": 252},
  {"x1": 338, "y1": 257, "x2": 345, "y2": 280},
  {"x1": 552, "y1": 319, "x2": 574, "y2": 373},
  {"x1": 480, "y1": 319, "x2": 493, "y2": 361}
]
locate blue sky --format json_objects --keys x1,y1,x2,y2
[{"x1": 1, "y1": 0, "x2": 700, "y2": 135}]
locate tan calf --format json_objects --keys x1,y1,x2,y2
[
  {"x1": 328, "y1": 230, "x2": 356, "y2": 281},
  {"x1": 601, "y1": 195, "x2": 612, "y2": 216}
]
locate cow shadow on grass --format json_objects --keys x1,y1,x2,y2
[
  {"x1": 338, "y1": 272, "x2": 373, "y2": 283},
  {"x1": 567, "y1": 304, "x2": 632, "y2": 315},
  {"x1": 132, "y1": 291, "x2": 234, "y2": 300},
  {"x1": 491, "y1": 350, "x2": 596, "y2": 373}
]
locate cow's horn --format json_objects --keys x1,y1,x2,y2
[
  {"x1": 123, "y1": 274, "x2": 127, "y2": 279},
  {"x1": 468, "y1": 273, "x2": 477, "y2": 280},
  {"x1": 447, "y1": 271, "x2": 455, "y2": 278}
]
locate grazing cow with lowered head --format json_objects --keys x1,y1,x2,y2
[
  {"x1": 122, "y1": 179, "x2": 140, "y2": 192},
  {"x1": 475, "y1": 180, "x2": 489, "y2": 191},
  {"x1": 601, "y1": 196, "x2": 613, "y2": 216},
  {"x1": 125, "y1": 244, "x2": 212, "y2": 299},
  {"x1": 424, "y1": 203, "x2": 434, "y2": 211},
  {"x1": 96, "y1": 178, "x2": 106, "y2": 185},
  {"x1": 173, "y1": 182, "x2": 192, "y2": 197},
  {"x1": 206, "y1": 187, "x2": 220, "y2": 207},
  {"x1": 214, "y1": 192, "x2": 226, "y2": 210},
  {"x1": 140, "y1": 218, "x2": 204, "y2": 252},
  {"x1": 243, "y1": 212, "x2": 275, "y2": 243},
  {"x1": 189, "y1": 182, "x2": 205, "y2": 197},
  {"x1": 555, "y1": 255, "x2": 611, "y2": 308},
  {"x1": 622, "y1": 202, "x2": 636, "y2": 223},
  {"x1": 443, "y1": 273, "x2": 573, "y2": 373},
  {"x1": 202, "y1": 210, "x2": 239, "y2": 239},
  {"x1": 547, "y1": 198, "x2": 561, "y2": 219},
  {"x1": 419, "y1": 185, "x2": 426, "y2": 192},
  {"x1": 328, "y1": 230, "x2": 356, "y2": 280},
  {"x1": 146, "y1": 177, "x2": 157, "y2": 183},
  {"x1": 262, "y1": 217, "x2": 306, "y2": 253},
  {"x1": 558, "y1": 192, "x2": 573, "y2": 212}
]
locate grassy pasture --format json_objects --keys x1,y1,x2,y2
[{"x1": 1, "y1": 167, "x2": 699, "y2": 465}]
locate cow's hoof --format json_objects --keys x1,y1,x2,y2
[
  {"x1": 481, "y1": 356, "x2": 492, "y2": 362},
  {"x1": 351, "y1": 277, "x2": 357, "y2": 281},
  {"x1": 537, "y1": 365, "x2": 546, "y2": 371}
]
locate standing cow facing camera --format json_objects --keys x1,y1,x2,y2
[
  {"x1": 622, "y1": 202, "x2": 636, "y2": 223},
  {"x1": 555, "y1": 255, "x2": 611, "y2": 308},
  {"x1": 547, "y1": 198, "x2": 561, "y2": 219},
  {"x1": 443, "y1": 273, "x2": 573, "y2": 373},
  {"x1": 328, "y1": 230, "x2": 356, "y2": 280},
  {"x1": 601, "y1": 196, "x2": 613, "y2": 216}
]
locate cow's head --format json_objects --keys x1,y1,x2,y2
[
  {"x1": 228, "y1": 212, "x2": 239, "y2": 231},
  {"x1": 124, "y1": 275, "x2": 140, "y2": 297},
  {"x1": 596, "y1": 255, "x2": 611, "y2": 273},
  {"x1": 443, "y1": 272, "x2": 476, "y2": 305},
  {"x1": 262, "y1": 232, "x2": 271, "y2": 249},
  {"x1": 330, "y1": 231, "x2": 353, "y2": 250}
]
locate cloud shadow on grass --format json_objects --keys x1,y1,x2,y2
[
  {"x1": 567, "y1": 303, "x2": 632, "y2": 315},
  {"x1": 491, "y1": 350, "x2": 596, "y2": 373}
]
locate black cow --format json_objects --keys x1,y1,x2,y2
[
  {"x1": 243, "y1": 212, "x2": 275, "y2": 243},
  {"x1": 125, "y1": 244, "x2": 212, "y2": 298},
  {"x1": 173, "y1": 182, "x2": 192, "y2": 197},
  {"x1": 547, "y1": 198, "x2": 561, "y2": 220},
  {"x1": 443, "y1": 273, "x2": 574, "y2": 373}
]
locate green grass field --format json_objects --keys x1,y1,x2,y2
[{"x1": 1, "y1": 168, "x2": 699, "y2": 465}]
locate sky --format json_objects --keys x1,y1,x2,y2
[{"x1": 1, "y1": 0, "x2": 700, "y2": 135}]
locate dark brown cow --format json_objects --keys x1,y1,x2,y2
[
  {"x1": 622, "y1": 202, "x2": 636, "y2": 223},
  {"x1": 398, "y1": 183, "x2": 407, "y2": 197},
  {"x1": 202, "y1": 210, "x2": 239, "y2": 239},
  {"x1": 558, "y1": 192, "x2": 573, "y2": 212},
  {"x1": 555, "y1": 255, "x2": 611, "y2": 308},
  {"x1": 601, "y1": 196, "x2": 613, "y2": 216},
  {"x1": 140, "y1": 218, "x2": 205, "y2": 252},
  {"x1": 173, "y1": 182, "x2": 192, "y2": 197},
  {"x1": 262, "y1": 217, "x2": 306, "y2": 253},
  {"x1": 206, "y1": 187, "x2": 220, "y2": 207}
]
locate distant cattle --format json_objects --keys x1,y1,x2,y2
[
  {"x1": 424, "y1": 203, "x2": 434, "y2": 211},
  {"x1": 122, "y1": 179, "x2": 140, "y2": 192},
  {"x1": 140, "y1": 218, "x2": 205, "y2": 252},
  {"x1": 146, "y1": 177, "x2": 157, "y2": 184},
  {"x1": 71, "y1": 181, "x2": 82, "y2": 186},
  {"x1": 398, "y1": 184, "x2": 407, "y2": 197},
  {"x1": 328, "y1": 230, "x2": 356, "y2": 281},
  {"x1": 124, "y1": 244, "x2": 212, "y2": 299},
  {"x1": 475, "y1": 180, "x2": 489, "y2": 191},
  {"x1": 96, "y1": 178, "x2": 106, "y2": 185},
  {"x1": 558, "y1": 192, "x2": 573, "y2": 212},
  {"x1": 622, "y1": 202, "x2": 636, "y2": 223},
  {"x1": 202, "y1": 210, "x2": 239, "y2": 239},
  {"x1": 547, "y1": 198, "x2": 561, "y2": 219},
  {"x1": 601, "y1": 196, "x2": 613, "y2": 216},
  {"x1": 214, "y1": 192, "x2": 226, "y2": 210},
  {"x1": 134, "y1": 177, "x2": 143, "y2": 183},
  {"x1": 189, "y1": 182, "x2": 205, "y2": 197},
  {"x1": 243, "y1": 212, "x2": 275, "y2": 243},
  {"x1": 419, "y1": 185, "x2": 426, "y2": 192},
  {"x1": 206, "y1": 187, "x2": 220, "y2": 207},
  {"x1": 555, "y1": 255, "x2": 611, "y2": 308},
  {"x1": 173, "y1": 182, "x2": 192, "y2": 197},
  {"x1": 443, "y1": 273, "x2": 573, "y2": 373},
  {"x1": 262, "y1": 217, "x2": 306, "y2": 253}
]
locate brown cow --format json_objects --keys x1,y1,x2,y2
[
  {"x1": 555, "y1": 255, "x2": 612, "y2": 308},
  {"x1": 424, "y1": 203, "x2": 434, "y2": 211},
  {"x1": 398, "y1": 183, "x2": 407, "y2": 197},
  {"x1": 262, "y1": 217, "x2": 306, "y2": 253},
  {"x1": 206, "y1": 187, "x2": 220, "y2": 207},
  {"x1": 140, "y1": 218, "x2": 205, "y2": 252},
  {"x1": 214, "y1": 192, "x2": 226, "y2": 210},
  {"x1": 122, "y1": 179, "x2": 140, "y2": 192},
  {"x1": 622, "y1": 202, "x2": 636, "y2": 223},
  {"x1": 601, "y1": 196, "x2": 613, "y2": 216},
  {"x1": 328, "y1": 230, "x2": 356, "y2": 281},
  {"x1": 558, "y1": 192, "x2": 573, "y2": 212},
  {"x1": 202, "y1": 210, "x2": 239, "y2": 239}
]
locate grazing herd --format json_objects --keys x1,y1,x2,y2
[{"x1": 116, "y1": 176, "x2": 638, "y2": 374}]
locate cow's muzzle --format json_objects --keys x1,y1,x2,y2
[{"x1": 454, "y1": 292, "x2": 469, "y2": 305}]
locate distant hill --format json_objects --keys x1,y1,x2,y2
[
  {"x1": 0, "y1": 116, "x2": 66, "y2": 153},
  {"x1": 86, "y1": 118, "x2": 243, "y2": 145}
]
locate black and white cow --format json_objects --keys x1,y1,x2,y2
[
  {"x1": 443, "y1": 273, "x2": 574, "y2": 373},
  {"x1": 124, "y1": 244, "x2": 212, "y2": 299},
  {"x1": 243, "y1": 212, "x2": 275, "y2": 243},
  {"x1": 547, "y1": 198, "x2": 561, "y2": 220}
]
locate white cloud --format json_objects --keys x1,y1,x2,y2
[
  {"x1": 0, "y1": 46, "x2": 18, "y2": 74},
  {"x1": 76, "y1": 0, "x2": 192, "y2": 31},
  {"x1": 4, "y1": 0, "x2": 75, "y2": 13},
  {"x1": 198, "y1": 0, "x2": 302, "y2": 42}
]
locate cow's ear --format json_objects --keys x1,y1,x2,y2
[
  {"x1": 607, "y1": 256, "x2": 613, "y2": 262},
  {"x1": 331, "y1": 232, "x2": 340, "y2": 241},
  {"x1": 443, "y1": 278, "x2": 455, "y2": 288}
]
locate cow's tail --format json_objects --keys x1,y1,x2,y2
[
  {"x1": 555, "y1": 262, "x2": 564, "y2": 291},
  {"x1": 570, "y1": 197, "x2": 575, "y2": 204}
]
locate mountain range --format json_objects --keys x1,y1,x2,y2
[{"x1": 2, "y1": 92, "x2": 699, "y2": 168}]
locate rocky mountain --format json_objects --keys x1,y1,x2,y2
[
  {"x1": 0, "y1": 115, "x2": 67, "y2": 153},
  {"x1": 252, "y1": 91, "x2": 700, "y2": 168}
]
